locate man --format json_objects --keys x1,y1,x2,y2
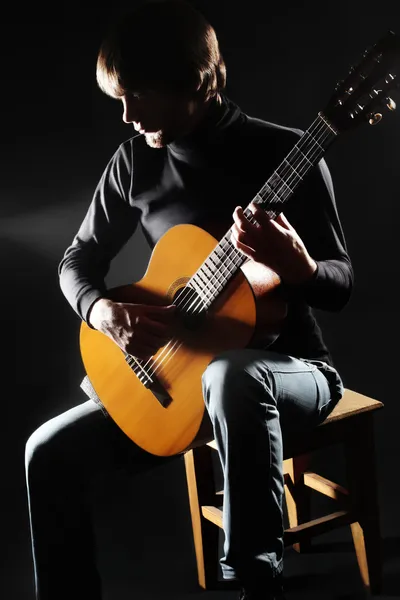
[{"x1": 25, "y1": 2, "x2": 353, "y2": 599}]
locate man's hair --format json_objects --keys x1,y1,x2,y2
[{"x1": 96, "y1": 0, "x2": 226, "y2": 101}]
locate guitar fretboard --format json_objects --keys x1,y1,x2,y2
[{"x1": 186, "y1": 112, "x2": 338, "y2": 311}]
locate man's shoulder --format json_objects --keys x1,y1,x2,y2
[
  {"x1": 238, "y1": 111, "x2": 303, "y2": 145},
  {"x1": 111, "y1": 133, "x2": 149, "y2": 154},
  {"x1": 223, "y1": 101, "x2": 305, "y2": 166},
  {"x1": 111, "y1": 134, "x2": 162, "y2": 170},
  {"x1": 117, "y1": 134, "x2": 145, "y2": 156}
]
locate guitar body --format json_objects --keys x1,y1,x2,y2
[{"x1": 80, "y1": 224, "x2": 286, "y2": 456}]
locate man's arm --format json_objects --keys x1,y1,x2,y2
[
  {"x1": 231, "y1": 153, "x2": 354, "y2": 312},
  {"x1": 58, "y1": 141, "x2": 140, "y2": 325},
  {"x1": 282, "y1": 157, "x2": 354, "y2": 312}
]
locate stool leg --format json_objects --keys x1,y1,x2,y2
[
  {"x1": 184, "y1": 446, "x2": 220, "y2": 589},
  {"x1": 344, "y1": 413, "x2": 383, "y2": 595},
  {"x1": 284, "y1": 454, "x2": 313, "y2": 553}
]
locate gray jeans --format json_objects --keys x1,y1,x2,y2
[
  {"x1": 201, "y1": 349, "x2": 343, "y2": 587},
  {"x1": 25, "y1": 349, "x2": 343, "y2": 599}
]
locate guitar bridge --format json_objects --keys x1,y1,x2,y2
[
  {"x1": 147, "y1": 376, "x2": 173, "y2": 408},
  {"x1": 124, "y1": 353, "x2": 172, "y2": 408}
]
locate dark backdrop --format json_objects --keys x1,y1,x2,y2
[{"x1": 2, "y1": 1, "x2": 400, "y2": 599}]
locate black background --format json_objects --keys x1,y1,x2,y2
[{"x1": 2, "y1": 1, "x2": 400, "y2": 599}]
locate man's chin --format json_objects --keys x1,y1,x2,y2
[{"x1": 143, "y1": 130, "x2": 168, "y2": 149}]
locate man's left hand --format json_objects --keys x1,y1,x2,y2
[{"x1": 230, "y1": 201, "x2": 317, "y2": 285}]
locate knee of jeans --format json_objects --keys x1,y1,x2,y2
[
  {"x1": 202, "y1": 352, "x2": 264, "y2": 421},
  {"x1": 25, "y1": 420, "x2": 61, "y2": 479}
]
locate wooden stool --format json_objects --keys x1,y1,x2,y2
[{"x1": 184, "y1": 388, "x2": 384, "y2": 594}]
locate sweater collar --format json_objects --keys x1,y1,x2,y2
[{"x1": 168, "y1": 93, "x2": 242, "y2": 159}]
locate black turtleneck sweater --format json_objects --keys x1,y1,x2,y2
[{"x1": 59, "y1": 94, "x2": 353, "y2": 366}]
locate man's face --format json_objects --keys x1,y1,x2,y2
[{"x1": 121, "y1": 88, "x2": 197, "y2": 148}]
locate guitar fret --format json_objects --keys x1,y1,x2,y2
[
  {"x1": 262, "y1": 182, "x2": 284, "y2": 204},
  {"x1": 282, "y1": 158, "x2": 303, "y2": 180},
  {"x1": 250, "y1": 193, "x2": 278, "y2": 217},
  {"x1": 201, "y1": 265, "x2": 224, "y2": 296},
  {"x1": 318, "y1": 112, "x2": 338, "y2": 136},
  {"x1": 215, "y1": 244, "x2": 236, "y2": 269},
  {"x1": 201, "y1": 262, "x2": 220, "y2": 286},
  {"x1": 208, "y1": 253, "x2": 224, "y2": 276},
  {"x1": 190, "y1": 277, "x2": 210, "y2": 306},
  {"x1": 194, "y1": 269, "x2": 213, "y2": 297},
  {"x1": 273, "y1": 171, "x2": 294, "y2": 195},
  {"x1": 303, "y1": 131, "x2": 323, "y2": 151},
  {"x1": 214, "y1": 246, "x2": 224, "y2": 261},
  {"x1": 204, "y1": 251, "x2": 230, "y2": 278},
  {"x1": 201, "y1": 241, "x2": 245, "y2": 293},
  {"x1": 295, "y1": 146, "x2": 313, "y2": 166}
]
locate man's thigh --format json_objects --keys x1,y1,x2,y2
[{"x1": 26, "y1": 398, "x2": 178, "y2": 480}]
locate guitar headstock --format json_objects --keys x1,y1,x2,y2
[{"x1": 323, "y1": 30, "x2": 400, "y2": 132}]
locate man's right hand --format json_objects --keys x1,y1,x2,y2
[{"x1": 88, "y1": 298, "x2": 177, "y2": 360}]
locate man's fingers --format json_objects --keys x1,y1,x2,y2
[
  {"x1": 274, "y1": 212, "x2": 293, "y2": 231},
  {"x1": 248, "y1": 202, "x2": 292, "y2": 232},
  {"x1": 136, "y1": 315, "x2": 172, "y2": 338},
  {"x1": 232, "y1": 206, "x2": 249, "y2": 232},
  {"x1": 135, "y1": 304, "x2": 176, "y2": 322}
]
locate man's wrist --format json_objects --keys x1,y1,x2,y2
[
  {"x1": 283, "y1": 258, "x2": 318, "y2": 286},
  {"x1": 301, "y1": 258, "x2": 318, "y2": 283},
  {"x1": 87, "y1": 297, "x2": 113, "y2": 329}
]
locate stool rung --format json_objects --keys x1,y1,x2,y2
[
  {"x1": 303, "y1": 472, "x2": 349, "y2": 501},
  {"x1": 202, "y1": 505, "x2": 223, "y2": 528},
  {"x1": 202, "y1": 505, "x2": 353, "y2": 545},
  {"x1": 284, "y1": 510, "x2": 352, "y2": 545}
]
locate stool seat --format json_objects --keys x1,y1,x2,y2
[
  {"x1": 184, "y1": 388, "x2": 384, "y2": 595},
  {"x1": 206, "y1": 388, "x2": 382, "y2": 454},
  {"x1": 317, "y1": 388, "x2": 382, "y2": 423}
]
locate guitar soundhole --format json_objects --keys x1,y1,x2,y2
[{"x1": 173, "y1": 286, "x2": 207, "y2": 331}]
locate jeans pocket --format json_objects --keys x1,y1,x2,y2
[
  {"x1": 319, "y1": 362, "x2": 344, "y2": 404},
  {"x1": 299, "y1": 358, "x2": 344, "y2": 423}
]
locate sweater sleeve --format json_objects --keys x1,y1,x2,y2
[
  {"x1": 58, "y1": 141, "x2": 140, "y2": 324},
  {"x1": 281, "y1": 155, "x2": 354, "y2": 312}
]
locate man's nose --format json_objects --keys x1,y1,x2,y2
[{"x1": 122, "y1": 96, "x2": 140, "y2": 124}]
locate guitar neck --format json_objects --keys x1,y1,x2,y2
[{"x1": 188, "y1": 112, "x2": 338, "y2": 307}]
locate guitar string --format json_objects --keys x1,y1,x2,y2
[
  {"x1": 129, "y1": 115, "x2": 335, "y2": 384},
  {"x1": 128, "y1": 114, "x2": 336, "y2": 384}
]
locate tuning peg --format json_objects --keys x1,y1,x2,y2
[
  {"x1": 368, "y1": 112, "x2": 383, "y2": 125},
  {"x1": 386, "y1": 97, "x2": 396, "y2": 111},
  {"x1": 335, "y1": 78, "x2": 344, "y2": 91}
]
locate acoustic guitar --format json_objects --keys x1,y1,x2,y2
[{"x1": 80, "y1": 31, "x2": 400, "y2": 456}]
